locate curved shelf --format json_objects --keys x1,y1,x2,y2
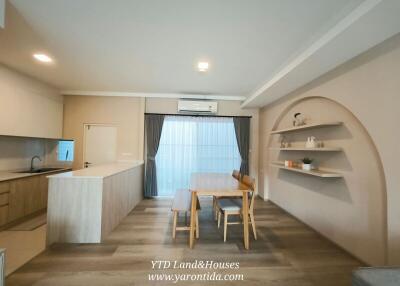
[
  {"x1": 270, "y1": 162, "x2": 343, "y2": 178},
  {"x1": 270, "y1": 121, "x2": 342, "y2": 135},
  {"x1": 269, "y1": 147, "x2": 342, "y2": 152}
]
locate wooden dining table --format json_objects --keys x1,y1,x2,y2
[{"x1": 189, "y1": 173, "x2": 252, "y2": 249}]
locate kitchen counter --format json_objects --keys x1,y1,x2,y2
[
  {"x1": 47, "y1": 161, "x2": 143, "y2": 179},
  {"x1": 47, "y1": 161, "x2": 144, "y2": 244},
  {"x1": 0, "y1": 167, "x2": 72, "y2": 182}
]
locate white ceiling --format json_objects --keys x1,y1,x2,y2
[
  {"x1": 0, "y1": 0, "x2": 365, "y2": 101},
  {"x1": 242, "y1": 0, "x2": 400, "y2": 107}
]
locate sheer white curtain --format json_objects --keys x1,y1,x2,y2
[{"x1": 156, "y1": 116, "x2": 241, "y2": 196}]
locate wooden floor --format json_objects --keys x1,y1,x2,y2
[{"x1": 6, "y1": 197, "x2": 363, "y2": 285}]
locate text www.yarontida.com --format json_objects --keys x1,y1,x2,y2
[
  {"x1": 148, "y1": 260, "x2": 244, "y2": 283},
  {"x1": 148, "y1": 273, "x2": 244, "y2": 283}
]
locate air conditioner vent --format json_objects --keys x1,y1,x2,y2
[{"x1": 177, "y1": 100, "x2": 218, "y2": 114}]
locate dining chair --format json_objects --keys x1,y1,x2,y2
[
  {"x1": 216, "y1": 175, "x2": 257, "y2": 242},
  {"x1": 232, "y1": 169, "x2": 240, "y2": 180},
  {"x1": 213, "y1": 169, "x2": 241, "y2": 221},
  {"x1": 171, "y1": 189, "x2": 200, "y2": 239}
]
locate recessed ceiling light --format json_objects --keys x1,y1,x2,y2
[
  {"x1": 197, "y1": 61, "x2": 209, "y2": 72},
  {"x1": 33, "y1": 53, "x2": 53, "y2": 63}
]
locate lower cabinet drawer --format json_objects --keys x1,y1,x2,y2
[
  {"x1": 0, "y1": 205, "x2": 8, "y2": 226},
  {"x1": 0, "y1": 193, "x2": 8, "y2": 206},
  {"x1": 0, "y1": 182, "x2": 10, "y2": 195}
]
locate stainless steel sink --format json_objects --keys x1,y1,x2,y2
[{"x1": 14, "y1": 167, "x2": 64, "y2": 174}]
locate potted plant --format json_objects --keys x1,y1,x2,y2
[{"x1": 301, "y1": 157, "x2": 313, "y2": 171}]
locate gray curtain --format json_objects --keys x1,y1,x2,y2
[
  {"x1": 144, "y1": 114, "x2": 165, "y2": 197},
  {"x1": 233, "y1": 117, "x2": 250, "y2": 175}
]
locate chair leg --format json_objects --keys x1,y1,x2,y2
[
  {"x1": 172, "y1": 211, "x2": 177, "y2": 239},
  {"x1": 250, "y1": 212, "x2": 257, "y2": 240},
  {"x1": 224, "y1": 212, "x2": 228, "y2": 242},
  {"x1": 195, "y1": 211, "x2": 200, "y2": 239},
  {"x1": 212, "y1": 197, "x2": 216, "y2": 220},
  {"x1": 217, "y1": 211, "x2": 221, "y2": 228}
]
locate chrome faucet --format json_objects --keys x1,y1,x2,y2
[{"x1": 30, "y1": 156, "x2": 42, "y2": 172}]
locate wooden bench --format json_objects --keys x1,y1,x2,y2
[{"x1": 171, "y1": 189, "x2": 200, "y2": 239}]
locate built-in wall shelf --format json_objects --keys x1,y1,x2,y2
[
  {"x1": 270, "y1": 122, "x2": 342, "y2": 135},
  {"x1": 270, "y1": 162, "x2": 343, "y2": 178},
  {"x1": 269, "y1": 147, "x2": 342, "y2": 152}
]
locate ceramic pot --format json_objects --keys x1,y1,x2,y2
[
  {"x1": 305, "y1": 136, "x2": 317, "y2": 148},
  {"x1": 302, "y1": 164, "x2": 312, "y2": 171}
]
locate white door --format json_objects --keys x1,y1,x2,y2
[{"x1": 83, "y1": 124, "x2": 117, "y2": 168}]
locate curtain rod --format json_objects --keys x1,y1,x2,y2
[{"x1": 144, "y1": 113, "x2": 252, "y2": 119}]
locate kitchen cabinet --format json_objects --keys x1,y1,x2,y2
[
  {"x1": 8, "y1": 179, "x2": 26, "y2": 221},
  {"x1": 39, "y1": 175, "x2": 49, "y2": 208},
  {"x1": 0, "y1": 193, "x2": 8, "y2": 206},
  {"x1": 2, "y1": 170, "x2": 69, "y2": 227},
  {"x1": 11, "y1": 176, "x2": 42, "y2": 218},
  {"x1": 0, "y1": 182, "x2": 10, "y2": 226},
  {"x1": 0, "y1": 206, "x2": 8, "y2": 226},
  {"x1": 0, "y1": 182, "x2": 9, "y2": 195}
]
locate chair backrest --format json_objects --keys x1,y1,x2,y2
[
  {"x1": 242, "y1": 175, "x2": 256, "y2": 213},
  {"x1": 232, "y1": 169, "x2": 240, "y2": 180}
]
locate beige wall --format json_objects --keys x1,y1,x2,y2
[
  {"x1": 145, "y1": 98, "x2": 259, "y2": 192},
  {"x1": 63, "y1": 95, "x2": 145, "y2": 170},
  {"x1": 259, "y1": 33, "x2": 400, "y2": 265},
  {"x1": 0, "y1": 64, "x2": 63, "y2": 138},
  {"x1": 264, "y1": 97, "x2": 386, "y2": 265}
]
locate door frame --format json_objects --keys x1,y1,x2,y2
[{"x1": 82, "y1": 123, "x2": 117, "y2": 169}]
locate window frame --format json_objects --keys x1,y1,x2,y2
[{"x1": 57, "y1": 140, "x2": 75, "y2": 162}]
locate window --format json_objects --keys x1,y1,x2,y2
[
  {"x1": 57, "y1": 140, "x2": 74, "y2": 161},
  {"x1": 156, "y1": 116, "x2": 241, "y2": 196}
]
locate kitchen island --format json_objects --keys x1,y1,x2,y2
[{"x1": 46, "y1": 161, "x2": 144, "y2": 244}]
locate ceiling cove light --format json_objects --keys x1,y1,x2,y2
[
  {"x1": 33, "y1": 53, "x2": 53, "y2": 63},
  {"x1": 197, "y1": 61, "x2": 209, "y2": 72}
]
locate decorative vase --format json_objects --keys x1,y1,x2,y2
[
  {"x1": 305, "y1": 136, "x2": 317, "y2": 148},
  {"x1": 302, "y1": 163, "x2": 312, "y2": 171},
  {"x1": 294, "y1": 113, "x2": 306, "y2": 126}
]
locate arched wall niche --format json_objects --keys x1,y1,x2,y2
[{"x1": 266, "y1": 96, "x2": 387, "y2": 266}]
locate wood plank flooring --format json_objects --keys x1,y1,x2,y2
[{"x1": 6, "y1": 197, "x2": 363, "y2": 285}]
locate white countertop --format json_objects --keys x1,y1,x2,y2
[
  {"x1": 47, "y1": 161, "x2": 144, "y2": 179},
  {"x1": 0, "y1": 167, "x2": 72, "y2": 182}
]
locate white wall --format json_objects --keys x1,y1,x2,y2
[
  {"x1": 0, "y1": 64, "x2": 63, "y2": 138},
  {"x1": 145, "y1": 98, "x2": 260, "y2": 192},
  {"x1": 259, "y1": 33, "x2": 400, "y2": 265}
]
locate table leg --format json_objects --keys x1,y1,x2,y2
[
  {"x1": 242, "y1": 192, "x2": 249, "y2": 250},
  {"x1": 189, "y1": 191, "x2": 197, "y2": 249}
]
